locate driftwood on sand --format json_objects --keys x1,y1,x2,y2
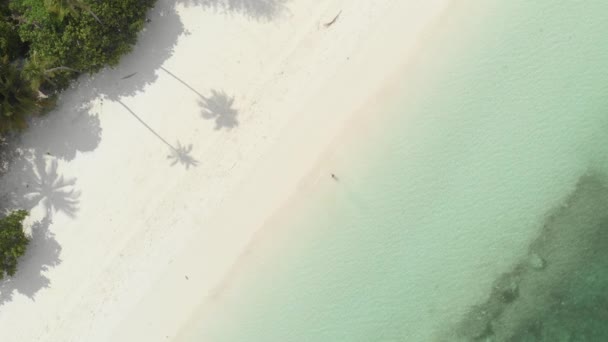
[
  {"x1": 121, "y1": 72, "x2": 138, "y2": 80},
  {"x1": 324, "y1": 10, "x2": 342, "y2": 28}
]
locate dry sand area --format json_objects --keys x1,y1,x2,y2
[{"x1": 0, "y1": 0, "x2": 449, "y2": 340}]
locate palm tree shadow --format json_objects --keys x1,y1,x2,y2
[
  {"x1": 117, "y1": 101, "x2": 199, "y2": 170},
  {"x1": 0, "y1": 216, "x2": 61, "y2": 306},
  {"x1": 167, "y1": 141, "x2": 199, "y2": 169},
  {"x1": 159, "y1": 68, "x2": 239, "y2": 131},
  {"x1": 199, "y1": 90, "x2": 239, "y2": 130},
  {"x1": 0, "y1": 154, "x2": 73, "y2": 306},
  {"x1": 22, "y1": 154, "x2": 80, "y2": 219}
]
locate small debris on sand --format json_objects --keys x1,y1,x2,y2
[
  {"x1": 324, "y1": 11, "x2": 342, "y2": 28},
  {"x1": 121, "y1": 72, "x2": 137, "y2": 80}
]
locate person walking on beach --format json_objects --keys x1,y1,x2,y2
[{"x1": 331, "y1": 173, "x2": 339, "y2": 181}]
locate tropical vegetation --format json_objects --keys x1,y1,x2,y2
[
  {"x1": 0, "y1": 0, "x2": 155, "y2": 278},
  {"x1": 0, "y1": 210, "x2": 29, "y2": 280},
  {"x1": 0, "y1": 0, "x2": 156, "y2": 134}
]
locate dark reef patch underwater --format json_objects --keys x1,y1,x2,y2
[{"x1": 447, "y1": 172, "x2": 608, "y2": 342}]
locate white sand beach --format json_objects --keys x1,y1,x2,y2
[{"x1": 0, "y1": 0, "x2": 451, "y2": 341}]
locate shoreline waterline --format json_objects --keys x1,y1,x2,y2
[
  {"x1": 172, "y1": 0, "x2": 463, "y2": 340},
  {"x1": 178, "y1": 1, "x2": 608, "y2": 341}
]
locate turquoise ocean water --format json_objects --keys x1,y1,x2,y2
[{"x1": 182, "y1": 1, "x2": 608, "y2": 341}]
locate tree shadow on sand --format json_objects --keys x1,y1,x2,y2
[
  {"x1": 0, "y1": 0, "x2": 287, "y2": 308},
  {"x1": 0, "y1": 216, "x2": 61, "y2": 306},
  {"x1": 167, "y1": 141, "x2": 199, "y2": 169},
  {"x1": 86, "y1": 0, "x2": 185, "y2": 102},
  {"x1": 22, "y1": 156, "x2": 80, "y2": 218},
  {"x1": 2, "y1": 0, "x2": 285, "y2": 166},
  {"x1": 0, "y1": 154, "x2": 78, "y2": 306},
  {"x1": 199, "y1": 90, "x2": 239, "y2": 130},
  {"x1": 118, "y1": 100, "x2": 199, "y2": 169},
  {"x1": 160, "y1": 66, "x2": 205, "y2": 98},
  {"x1": 87, "y1": 0, "x2": 287, "y2": 103},
  {"x1": 176, "y1": 0, "x2": 289, "y2": 21},
  {"x1": 159, "y1": 67, "x2": 239, "y2": 130},
  {"x1": 22, "y1": 102, "x2": 102, "y2": 162},
  {"x1": 2, "y1": 153, "x2": 80, "y2": 218},
  {"x1": 0, "y1": 135, "x2": 19, "y2": 177}
]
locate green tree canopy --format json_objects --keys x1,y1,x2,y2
[
  {"x1": 11, "y1": 0, "x2": 155, "y2": 74},
  {"x1": 0, "y1": 2, "x2": 26, "y2": 60},
  {"x1": 0, "y1": 57, "x2": 40, "y2": 133},
  {"x1": 0, "y1": 210, "x2": 29, "y2": 280},
  {"x1": 0, "y1": 0, "x2": 156, "y2": 134}
]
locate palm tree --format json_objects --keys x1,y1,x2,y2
[
  {"x1": 21, "y1": 52, "x2": 79, "y2": 92},
  {"x1": 0, "y1": 56, "x2": 39, "y2": 132},
  {"x1": 44, "y1": 0, "x2": 102, "y2": 25}
]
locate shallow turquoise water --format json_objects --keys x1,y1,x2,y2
[{"x1": 183, "y1": 1, "x2": 608, "y2": 341}]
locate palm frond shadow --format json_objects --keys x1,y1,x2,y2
[
  {"x1": 199, "y1": 90, "x2": 239, "y2": 130},
  {"x1": 167, "y1": 141, "x2": 199, "y2": 169},
  {"x1": 22, "y1": 155, "x2": 80, "y2": 219},
  {"x1": 0, "y1": 216, "x2": 61, "y2": 306},
  {"x1": 0, "y1": 153, "x2": 74, "y2": 306},
  {"x1": 117, "y1": 101, "x2": 199, "y2": 169},
  {"x1": 1, "y1": 152, "x2": 80, "y2": 219},
  {"x1": 159, "y1": 67, "x2": 239, "y2": 131}
]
